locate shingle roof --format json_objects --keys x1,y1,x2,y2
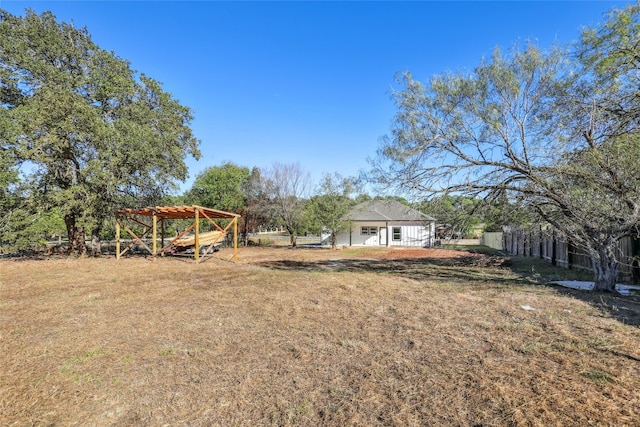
[{"x1": 344, "y1": 200, "x2": 436, "y2": 222}]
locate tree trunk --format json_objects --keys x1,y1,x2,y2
[
  {"x1": 64, "y1": 213, "x2": 87, "y2": 256},
  {"x1": 590, "y1": 239, "x2": 619, "y2": 292},
  {"x1": 286, "y1": 225, "x2": 297, "y2": 247},
  {"x1": 331, "y1": 232, "x2": 337, "y2": 250},
  {"x1": 89, "y1": 221, "x2": 104, "y2": 257},
  {"x1": 242, "y1": 216, "x2": 249, "y2": 247},
  {"x1": 90, "y1": 234, "x2": 101, "y2": 257}
]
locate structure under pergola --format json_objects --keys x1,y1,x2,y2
[{"x1": 115, "y1": 205, "x2": 240, "y2": 262}]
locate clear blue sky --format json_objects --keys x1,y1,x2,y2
[{"x1": 0, "y1": 0, "x2": 632, "y2": 193}]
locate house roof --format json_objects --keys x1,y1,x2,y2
[{"x1": 344, "y1": 200, "x2": 436, "y2": 222}]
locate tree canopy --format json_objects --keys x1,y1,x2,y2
[
  {"x1": 187, "y1": 163, "x2": 250, "y2": 213},
  {"x1": 0, "y1": 9, "x2": 200, "y2": 254},
  {"x1": 261, "y1": 162, "x2": 311, "y2": 246},
  {"x1": 373, "y1": 4, "x2": 640, "y2": 291},
  {"x1": 305, "y1": 173, "x2": 355, "y2": 248}
]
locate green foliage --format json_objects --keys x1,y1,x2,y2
[
  {"x1": 543, "y1": 133, "x2": 640, "y2": 240},
  {"x1": 184, "y1": 163, "x2": 276, "y2": 244},
  {"x1": 567, "y1": 4, "x2": 640, "y2": 145},
  {"x1": 1, "y1": 204, "x2": 65, "y2": 253},
  {"x1": 0, "y1": 146, "x2": 19, "y2": 214},
  {"x1": 305, "y1": 173, "x2": 355, "y2": 247},
  {"x1": 374, "y1": 5, "x2": 640, "y2": 291},
  {"x1": 0, "y1": 9, "x2": 200, "y2": 254},
  {"x1": 353, "y1": 193, "x2": 372, "y2": 204},
  {"x1": 373, "y1": 195, "x2": 410, "y2": 206},
  {"x1": 240, "y1": 167, "x2": 271, "y2": 237},
  {"x1": 187, "y1": 162, "x2": 250, "y2": 212},
  {"x1": 579, "y1": 3, "x2": 640, "y2": 86},
  {"x1": 419, "y1": 195, "x2": 482, "y2": 237}
]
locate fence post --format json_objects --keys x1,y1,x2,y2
[
  {"x1": 631, "y1": 236, "x2": 640, "y2": 284},
  {"x1": 568, "y1": 240, "x2": 573, "y2": 270}
]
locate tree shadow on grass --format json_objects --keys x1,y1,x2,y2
[
  {"x1": 545, "y1": 284, "x2": 640, "y2": 327},
  {"x1": 256, "y1": 255, "x2": 533, "y2": 287},
  {"x1": 256, "y1": 254, "x2": 640, "y2": 327},
  {"x1": 509, "y1": 256, "x2": 640, "y2": 327}
]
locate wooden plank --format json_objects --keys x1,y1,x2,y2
[
  {"x1": 173, "y1": 231, "x2": 224, "y2": 248},
  {"x1": 164, "y1": 222, "x2": 197, "y2": 249}
]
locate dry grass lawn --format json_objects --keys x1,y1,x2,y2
[{"x1": 1, "y1": 246, "x2": 639, "y2": 426}]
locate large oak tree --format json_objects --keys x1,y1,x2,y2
[{"x1": 0, "y1": 9, "x2": 200, "y2": 254}]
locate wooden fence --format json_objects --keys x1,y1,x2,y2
[
  {"x1": 484, "y1": 230, "x2": 640, "y2": 284},
  {"x1": 481, "y1": 232, "x2": 505, "y2": 251}
]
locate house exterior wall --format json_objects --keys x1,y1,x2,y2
[
  {"x1": 337, "y1": 221, "x2": 385, "y2": 246},
  {"x1": 336, "y1": 221, "x2": 435, "y2": 247},
  {"x1": 388, "y1": 221, "x2": 434, "y2": 247}
]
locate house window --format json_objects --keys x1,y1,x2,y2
[
  {"x1": 392, "y1": 227, "x2": 401, "y2": 241},
  {"x1": 361, "y1": 227, "x2": 378, "y2": 235}
]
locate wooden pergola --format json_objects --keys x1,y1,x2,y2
[{"x1": 115, "y1": 205, "x2": 240, "y2": 262}]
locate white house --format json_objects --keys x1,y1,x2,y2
[{"x1": 336, "y1": 200, "x2": 436, "y2": 247}]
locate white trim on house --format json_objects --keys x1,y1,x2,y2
[
  {"x1": 334, "y1": 200, "x2": 436, "y2": 248},
  {"x1": 337, "y1": 221, "x2": 435, "y2": 247}
]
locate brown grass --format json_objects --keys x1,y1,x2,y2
[{"x1": 1, "y1": 247, "x2": 639, "y2": 426}]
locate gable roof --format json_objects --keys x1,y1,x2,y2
[{"x1": 345, "y1": 200, "x2": 436, "y2": 222}]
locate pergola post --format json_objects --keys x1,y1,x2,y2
[
  {"x1": 233, "y1": 217, "x2": 238, "y2": 262},
  {"x1": 152, "y1": 213, "x2": 157, "y2": 256},
  {"x1": 194, "y1": 208, "x2": 200, "y2": 263}
]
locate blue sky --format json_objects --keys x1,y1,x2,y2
[{"x1": 0, "y1": 0, "x2": 632, "y2": 193}]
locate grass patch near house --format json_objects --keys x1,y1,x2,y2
[
  {"x1": 1, "y1": 247, "x2": 639, "y2": 426},
  {"x1": 510, "y1": 255, "x2": 596, "y2": 282}
]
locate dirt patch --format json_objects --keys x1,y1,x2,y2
[
  {"x1": 369, "y1": 247, "x2": 475, "y2": 259},
  {"x1": 234, "y1": 246, "x2": 487, "y2": 263},
  {"x1": 1, "y1": 247, "x2": 639, "y2": 426}
]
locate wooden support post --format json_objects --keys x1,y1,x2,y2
[
  {"x1": 194, "y1": 208, "x2": 200, "y2": 263},
  {"x1": 233, "y1": 216, "x2": 238, "y2": 262},
  {"x1": 116, "y1": 219, "x2": 121, "y2": 260},
  {"x1": 152, "y1": 214, "x2": 157, "y2": 256},
  {"x1": 161, "y1": 219, "x2": 165, "y2": 257}
]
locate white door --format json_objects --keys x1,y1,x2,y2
[{"x1": 379, "y1": 227, "x2": 387, "y2": 246}]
